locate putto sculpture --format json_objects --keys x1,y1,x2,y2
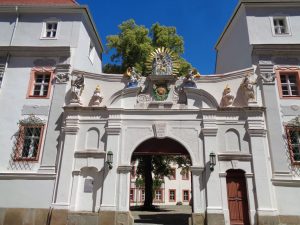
[
  {"x1": 70, "y1": 74, "x2": 84, "y2": 105},
  {"x1": 89, "y1": 85, "x2": 103, "y2": 107},
  {"x1": 241, "y1": 74, "x2": 255, "y2": 102},
  {"x1": 124, "y1": 67, "x2": 141, "y2": 88},
  {"x1": 220, "y1": 84, "x2": 234, "y2": 107}
]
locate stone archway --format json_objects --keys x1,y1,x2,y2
[{"x1": 129, "y1": 137, "x2": 193, "y2": 225}]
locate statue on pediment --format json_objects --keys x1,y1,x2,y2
[
  {"x1": 124, "y1": 67, "x2": 141, "y2": 88},
  {"x1": 70, "y1": 74, "x2": 84, "y2": 105},
  {"x1": 220, "y1": 85, "x2": 234, "y2": 107}
]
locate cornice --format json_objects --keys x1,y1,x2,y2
[
  {"x1": 117, "y1": 165, "x2": 132, "y2": 173},
  {"x1": 272, "y1": 178, "x2": 300, "y2": 187},
  {"x1": 218, "y1": 153, "x2": 252, "y2": 161},
  {"x1": 0, "y1": 172, "x2": 56, "y2": 179},
  {"x1": 0, "y1": 46, "x2": 70, "y2": 57},
  {"x1": 74, "y1": 150, "x2": 106, "y2": 158}
]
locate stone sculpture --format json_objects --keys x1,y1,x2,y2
[
  {"x1": 124, "y1": 67, "x2": 141, "y2": 88},
  {"x1": 241, "y1": 75, "x2": 255, "y2": 102},
  {"x1": 220, "y1": 85, "x2": 234, "y2": 107},
  {"x1": 70, "y1": 74, "x2": 84, "y2": 105},
  {"x1": 89, "y1": 85, "x2": 103, "y2": 107}
]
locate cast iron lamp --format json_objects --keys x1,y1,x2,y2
[
  {"x1": 209, "y1": 152, "x2": 216, "y2": 171},
  {"x1": 106, "y1": 151, "x2": 113, "y2": 169}
]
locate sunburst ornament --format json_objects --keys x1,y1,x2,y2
[{"x1": 146, "y1": 47, "x2": 179, "y2": 76}]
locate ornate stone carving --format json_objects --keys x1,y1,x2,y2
[
  {"x1": 146, "y1": 47, "x2": 179, "y2": 76},
  {"x1": 70, "y1": 74, "x2": 84, "y2": 105},
  {"x1": 220, "y1": 85, "x2": 234, "y2": 107},
  {"x1": 89, "y1": 85, "x2": 103, "y2": 107},
  {"x1": 153, "y1": 84, "x2": 170, "y2": 101},
  {"x1": 137, "y1": 94, "x2": 151, "y2": 103},
  {"x1": 124, "y1": 67, "x2": 141, "y2": 88},
  {"x1": 153, "y1": 123, "x2": 167, "y2": 138},
  {"x1": 286, "y1": 116, "x2": 300, "y2": 127},
  {"x1": 241, "y1": 75, "x2": 255, "y2": 102},
  {"x1": 260, "y1": 72, "x2": 275, "y2": 83},
  {"x1": 55, "y1": 72, "x2": 69, "y2": 83}
]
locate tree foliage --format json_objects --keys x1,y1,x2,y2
[{"x1": 104, "y1": 19, "x2": 193, "y2": 76}]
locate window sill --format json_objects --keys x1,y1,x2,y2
[
  {"x1": 280, "y1": 95, "x2": 300, "y2": 99},
  {"x1": 27, "y1": 95, "x2": 50, "y2": 99},
  {"x1": 40, "y1": 37, "x2": 58, "y2": 40},
  {"x1": 13, "y1": 157, "x2": 39, "y2": 162}
]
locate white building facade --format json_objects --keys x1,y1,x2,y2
[{"x1": 0, "y1": 1, "x2": 299, "y2": 225}]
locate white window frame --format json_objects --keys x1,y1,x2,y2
[
  {"x1": 41, "y1": 18, "x2": 60, "y2": 40},
  {"x1": 32, "y1": 73, "x2": 51, "y2": 97},
  {"x1": 270, "y1": 16, "x2": 292, "y2": 36}
]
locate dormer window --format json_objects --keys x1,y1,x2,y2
[{"x1": 272, "y1": 17, "x2": 290, "y2": 35}]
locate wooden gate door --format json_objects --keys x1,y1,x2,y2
[{"x1": 226, "y1": 170, "x2": 250, "y2": 225}]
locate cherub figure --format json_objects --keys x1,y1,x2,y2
[
  {"x1": 241, "y1": 75, "x2": 255, "y2": 101},
  {"x1": 220, "y1": 84, "x2": 234, "y2": 107},
  {"x1": 70, "y1": 74, "x2": 84, "y2": 104}
]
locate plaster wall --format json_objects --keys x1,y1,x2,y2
[
  {"x1": 247, "y1": 6, "x2": 300, "y2": 45},
  {"x1": 0, "y1": 14, "x2": 15, "y2": 46},
  {"x1": 12, "y1": 12, "x2": 81, "y2": 48},
  {"x1": 0, "y1": 179, "x2": 54, "y2": 208},
  {"x1": 216, "y1": 7, "x2": 252, "y2": 74},
  {"x1": 72, "y1": 18, "x2": 102, "y2": 74},
  {"x1": 274, "y1": 185, "x2": 300, "y2": 215},
  {"x1": 0, "y1": 56, "x2": 59, "y2": 172}
]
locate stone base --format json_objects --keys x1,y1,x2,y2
[
  {"x1": 206, "y1": 213, "x2": 225, "y2": 225},
  {"x1": 0, "y1": 208, "x2": 134, "y2": 225},
  {"x1": 279, "y1": 215, "x2": 300, "y2": 225},
  {"x1": 257, "y1": 215, "x2": 280, "y2": 225},
  {"x1": 189, "y1": 213, "x2": 205, "y2": 225}
]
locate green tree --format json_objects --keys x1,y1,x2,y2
[{"x1": 104, "y1": 19, "x2": 193, "y2": 76}]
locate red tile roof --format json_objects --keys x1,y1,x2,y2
[{"x1": 0, "y1": 0, "x2": 77, "y2": 5}]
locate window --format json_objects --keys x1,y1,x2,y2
[
  {"x1": 286, "y1": 126, "x2": 300, "y2": 164},
  {"x1": 181, "y1": 169, "x2": 189, "y2": 180},
  {"x1": 272, "y1": 17, "x2": 289, "y2": 35},
  {"x1": 169, "y1": 189, "x2": 176, "y2": 202},
  {"x1": 278, "y1": 72, "x2": 300, "y2": 97},
  {"x1": 169, "y1": 168, "x2": 176, "y2": 180},
  {"x1": 130, "y1": 189, "x2": 134, "y2": 202},
  {"x1": 183, "y1": 190, "x2": 190, "y2": 202},
  {"x1": 28, "y1": 70, "x2": 53, "y2": 98},
  {"x1": 155, "y1": 189, "x2": 163, "y2": 201},
  {"x1": 43, "y1": 22, "x2": 58, "y2": 38},
  {"x1": 14, "y1": 116, "x2": 45, "y2": 161},
  {"x1": 89, "y1": 40, "x2": 95, "y2": 63}
]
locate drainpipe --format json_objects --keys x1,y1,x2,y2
[{"x1": 2, "y1": 6, "x2": 19, "y2": 87}]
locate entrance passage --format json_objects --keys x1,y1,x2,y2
[
  {"x1": 226, "y1": 170, "x2": 250, "y2": 225},
  {"x1": 130, "y1": 138, "x2": 192, "y2": 225}
]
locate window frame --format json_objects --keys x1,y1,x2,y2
[
  {"x1": 285, "y1": 126, "x2": 300, "y2": 165},
  {"x1": 169, "y1": 168, "x2": 176, "y2": 180},
  {"x1": 182, "y1": 190, "x2": 190, "y2": 202},
  {"x1": 27, "y1": 68, "x2": 54, "y2": 99},
  {"x1": 181, "y1": 169, "x2": 189, "y2": 180},
  {"x1": 270, "y1": 16, "x2": 291, "y2": 36},
  {"x1": 276, "y1": 69, "x2": 300, "y2": 99},
  {"x1": 41, "y1": 18, "x2": 60, "y2": 40},
  {"x1": 14, "y1": 124, "x2": 45, "y2": 162},
  {"x1": 169, "y1": 189, "x2": 176, "y2": 202},
  {"x1": 154, "y1": 189, "x2": 164, "y2": 202}
]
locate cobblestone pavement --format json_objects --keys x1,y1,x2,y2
[{"x1": 131, "y1": 205, "x2": 192, "y2": 225}]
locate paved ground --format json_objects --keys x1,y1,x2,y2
[{"x1": 131, "y1": 205, "x2": 192, "y2": 225}]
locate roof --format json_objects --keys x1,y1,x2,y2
[
  {"x1": 0, "y1": 0, "x2": 77, "y2": 5},
  {"x1": 215, "y1": 0, "x2": 300, "y2": 49}
]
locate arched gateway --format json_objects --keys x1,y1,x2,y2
[{"x1": 51, "y1": 48, "x2": 272, "y2": 225}]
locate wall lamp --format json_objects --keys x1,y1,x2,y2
[
  {"x1": 106, "y1": 151, "x2": 113, "y2": 169},
  {"x1": 209, "y1": 152, "x2": 216, "y2": 171}
]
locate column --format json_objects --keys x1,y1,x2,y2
[
  {"x1": 117, "y1": 166, "x2": 131, "y2": 211},
  {"x1": 246, "y1": 110, "x2": 278, "y2": 223},
  {"x1": 259, "y1": 61, "x2": 290, "y2": 177},
  {"x1": 53, "y1": 114, "x2": 79, "y2": 209},
  {"x1": 39, "y1": 64, "x2": 70, "y2": 173},
  {"x1": 100, "y1": 118, "x2": 121, "y2": 211}
]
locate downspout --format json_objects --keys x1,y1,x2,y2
[{"x1": 1, "y1": 6, "x2": 19, "y2": 88}]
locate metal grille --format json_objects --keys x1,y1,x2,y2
[
  {"x1": 14, "y1": 125, "x2": 43, "y2": 160},
  {"x1": 286, "y1": 127, "x2": 300, "y2": 162}
]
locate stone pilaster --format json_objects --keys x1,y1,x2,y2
[
  {"x1": 246, "y1": 110, "x2": 279, "y2": 224},
  {"x1": 258, "y1": 61, "x2": 290, "y2": 177},
  {"x1": 100, "y1": 117, "x2": 122, "y2": 211},
  {"x1": 202, "y1": 114, "x2": 225, "y2": 225},
  {"x1": 52, "y1": 113, "x2": 79, "y2": 209},
  {"x1": 38, "y1": 64, "x2": 71, "y2": 174},
  {"x1": 117, "y1": 166, "x2": 131, "y2": 211}
]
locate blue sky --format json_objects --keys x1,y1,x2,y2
[{"x1": 77, "y1": 0, "x2": 239, "y2": 74}]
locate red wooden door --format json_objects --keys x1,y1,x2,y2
[{"x1": 226, "y1": 170, "x2": 250, "y2": 225}]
